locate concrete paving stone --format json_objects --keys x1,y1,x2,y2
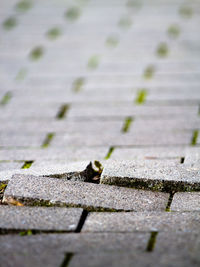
[
  {"x1": 0, "y1": 232, "x2": 199, "y2": 267},
  {"x1": 0, "y1": 146, "x2": 107, "y2": 162},
  {"x1": 0, "y1": 206, "x2": 82, "y2": 232},
  {"x1": 100, "y1": 160, "x2": 200, "y2": 191},
  {"x1": 3, "y1": 174, "x2": 169, "y2": 211},
  {"x1": 0, "y1": 134, "x2": 45, "y2": 148},
  {"x1": 130, "y1": 118, "x2": 200, "y2": 132},
  {"x1": 0, "y1": 161, "x2": 23, "y2": 171},
  {"x1": 67, "y1": 104, "x2": 199, "y2": 119},
  {"x1": 0, "y1": 232, "x2": 149, "y2": 267},
  {"x1": 111, "y1": 147, "x2": 187, "y2": 160},
  {"x1": 0, "y1": 160, "x2": 99, "y2": 182},
  {"x1": 82, "y1": 211, "x2": 200, "y2": 233},
  {"x1": 71, "y1": 231, "x2": 200, "y2": 267},
  {"x1": 171, "y1": 192, "x2": 200, "y2": 211},
  {"x1": 51, "y1": 130, "x2": 192, "y2": 147},
  {"x1": 0, "y1": 119, "x2": 124, "y2": 134}
]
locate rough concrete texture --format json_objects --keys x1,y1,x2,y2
[
  {"x1": 83, "y1": 211, "x2": 200, "y2": 232},
  {"x1": 171, "y1": 192, "x2": 200, "y2": 211},
  {"x1": 100, "y1": 160, "x2": 200, "y2": 191},
  {"x1": 1, "y1": 0, "x2": 200, "y2": 265},
  {"x1": 3, "y1": 174, "x2": 169, "y2": 211},
  {"x1": 0, "y1": 206, "x2": 82, "y2": 231}
]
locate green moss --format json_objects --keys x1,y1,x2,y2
[
  {"x1": 104, "y1": 147, "x2": 114, "y2": 160},
  {"x1": 21, "y1": 161, "x2": 33, "y2": 169},
  {"x1": 0, "y1": 92, "x2": 12, "y2": 106},
  {"x1": 179, "y1": 6, "x2": 193, "y2": 18},
  {"x1": 126, "y1": 0, "x2": 141, "y2": 8},
  {"x1": 65, "y1": 7, "x2": 81, "y2": 21},
  {"x1": 19, "y1": 230, "x2": 33, "y2": 236},
  {"x1": 15, "y1": 68, "x2": 27, "y2": 81},
  {"x1": 29, "y1": 46, "x2": 44, "y2": 61},
  {"x1": 167, "y1": 24, "x2": 180, "y2": 38},
  {"x1": 0, "y1": 183, "x2": 7, "y2": 193},
  {"x1": 87, "y1": 55, "x2": 99, "y2": 69},
  {"x1": 191, "y1": 130, "x2": 199, "y2": 146},
  {"x1": 122, "y1": 117, "x2": 133, "y2": 133},
  {"x1": 15, "y1": 0, "x2": 32, "y2": 12},
  {"x1": 56, "y1": 104, "x2": 70, "y2": 119},
  {"x1": 118, "y1": 16, "x2": 132, "y2": 28},
  {"x1": 135, "y1": 89, "x2": 147, "y2": 104},
  {"x1": 42, "y1": 133, "x2": 55, "y2": 148},
  {"x1": 106, "y1": 36, "x2": 119, "y2": 48},
  {"x1": 72, "y1": 77, "x2": 85, "y2": 92},
  {"x1": 94, "y1": 160, "x2": 103, "y2": 174},
  {"x1": 46, "y1": 27, "x2": 61, "y2": 40},
  {"x1": 146, "y1": 232, "x2": 158, "y2": 252},
  {"x1": 3, "y1": 17, "x2": 17, "y2": 30},
  {"x1": 143, "y1": 65, "x2": 155, "y2": 79},
  {"x1": 156, "y1": 43, "x2": 168, "y2": 57}
]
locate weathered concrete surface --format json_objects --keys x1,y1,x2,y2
[
  {"x1": 100, "y1": 160, "x2": 200, "y2": 191},
  {"x1": 83, "y1": 211, "x2": 200, "y2": 232},
  {"x1": 171, "y1": 192, "x2": 200, "y2": 211},
  {"x1": 0, "y1": 206, "x2": 82, "y2": 232},
  {"x1": 3, "y1": 174, "x2": 169, "y2": 211}
]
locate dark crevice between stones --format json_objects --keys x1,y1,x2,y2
[
  {"x1": 21, "y1": 160, "x2": 33, "y2": 169},
  {"x1": 122, "y1": 117, "x2": 133, "y2": 133},
  {"x1": 146, "y1": 231, "x2": 158, "y2": 252},
  {"x1": 165, "y1": 192, "x2": 174, "y2": 212},
  {"x1": 42, "y1": 132, "x2": 55, "y2": 148},
  {"x1": 0, "y1": 182, "x2": 8, "y2": 204},
  {"x1": 56, "y1": 104, "x2": 70, "y2": 119},
  {"x1": 72, "y1": 77, "x2": 85, "y2": 93},
  {"x1": 44, "y1": 161, "x2": 103, "y2": 184},
  {"x1": 60, "y1": 253, "x2": 74, "y2": 267},
  {"x1": 75, "y1": 210, "x2": 88, "y2": 233},
  {"x1": 100, "y1": 176, "x2": 200, "y2": 192},
  {"x1": 3, "y1": 196, "x2": 130, "y2": 212},
  {"x1": 135, "y1": 89, "x2": 147, "y2": 104},
  {"x1": 0, "y1": 228, "x2": 73, "y2": 236},
  {"x1": 105, "y1": 147, "x2": 115, "y2": 160},
  {"x1": 191, "y1": 130, "x2": 198, "y2": 146}
]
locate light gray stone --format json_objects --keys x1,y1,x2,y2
[
  {"x1": 171, "y1": 192, "x2": 200, "y2": 211},
  {"x1": 83, "y1": 211, "x2": 200, "y2": 232},
  {"x1": 3, "y1": 174, "x2": 169, "y2": 211},
  {"x1": 100, "y1": 160, "x2": 200, "y2": 191},
  {"x1": 0, "y1": 206, "x2": 82, "y2": 231}
]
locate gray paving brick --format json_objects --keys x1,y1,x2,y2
[
  {"x1": 171, "y1": 192, "x2": 200, "y2": 211},
  {"x1": 0, "y1": 232, "x2": 149, "y2": 267},
  {"x1": 51, "y1": 130, "x2": 192, "y2": 147},
  {"x1": 0, "y1": 206, "x2": 82, "y2": 232},
  {"x1": 3, "y1": 174, "x2": 169, "y2": 211},
  {"x1": 82, "y1": 211, "x2": 200, "y2": 233},
  {"x1": 0, "y1": 161, "x2": 23, "y2": 171},
  {"x1": 100, "y1": 160, "x2": 200, "y2": 191},
  {"x1": 0, "y1": 147, "x2": 107, "y2": 163}
]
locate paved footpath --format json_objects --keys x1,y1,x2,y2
[{"x1": 0, "y1": 0, "x2": 200, "y2": 266}]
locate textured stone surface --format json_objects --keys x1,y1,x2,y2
[
  {"x1": 3, "y1": 174, "x2": 169, "y2": 211},
  {"x1": 83, "y1": 211, "x2": 200, "y2": 232},
  {"x1": 171, "y1": 192, "x2": 200, "y2": 211},
  {"x1": 100, "y1": 160, "x2": 200, "y2": 191},
  {"x1": 0, "y1": 233, "x2": 149, "y2": 267},
  {"x1": 0, "y1": 206, "x2": 82, "y2": 231}
]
